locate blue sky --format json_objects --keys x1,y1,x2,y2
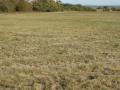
[{"x1": 61, "y1": 0, "x2": 120, "y2": 5}]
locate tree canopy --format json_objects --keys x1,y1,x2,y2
[{"x1": 0, "y1": 0, "x2": 95, "y2": 12}]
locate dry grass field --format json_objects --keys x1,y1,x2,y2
[{"x1": 0, "y1": 12, "x2": 120, "y2": 90}]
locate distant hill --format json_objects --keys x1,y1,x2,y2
[{"x1": 85, "y1": 5, "x2": 120, "y2": 9}]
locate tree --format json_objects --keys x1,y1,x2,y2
[
  {"x1": 0, "y1": 0, "x2": 15, "y2": 12},
  {"x1": 15, "y1": 0, "x2": 32, "y2": 11},
  {"x1": 0, "y1": 0, "x2": 32, "y2": 12},
  {"x1": 103, "y1": 6, "x2": 109, "y2": 11},
  {"x1": 62, "y1": 4, "x2": 95, "y2": 11},
  {"x1": 32, "y1": 0, "x2": 61, "y2": 12}
]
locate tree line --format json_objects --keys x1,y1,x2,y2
[
  {"x1": 0, "y1": 0, "x2": 94, "y2": 12},
  {"x1": 97, "y1": 6, "x2": 120, "y2": 11},
  {"x1": 62, "y1": 4, "x2": 95, "y2": 11}
]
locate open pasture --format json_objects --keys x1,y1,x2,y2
[{"x1": 0, "y1": 12, "x2": 120, "y2": 90}]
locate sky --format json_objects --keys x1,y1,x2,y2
[{"x1": 61, "y1": 0, "x2": 120, "y2": 6}]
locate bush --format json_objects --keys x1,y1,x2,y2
[
  {"x1": 0, "y1": 0, "x2": 32, "y2": 12},
  {"x1": 15, "y1": 0, "x2": 32, "y2": 11},
  {"x1": 0, "y1": 0, "x2": 15, "y2": 12},
  {"x1": 0, "y1": 0, "x2": 95, "y2": 12},
  {"x1": 111, "y1": 7, "x2": 120, "y2": 11},
  {"x1": 32, "y1": 0, "x2": 61, "y2": 12}
]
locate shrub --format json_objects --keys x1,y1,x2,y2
[
  {"x1": 0, "y1": 0, "x2": 95, "y2": 12},
  {"x1": 15, "y1": 0, "x2": 32, "y2": 11},
  {"x1": 0, "y1": 0, "x2": 15, "y2": 12},
  {"x1": 0, "y1": 0, "x2": 32, "y2": 12},
  {"x1": 32, "y1": 0, "x2": 61, "y2": 12}
]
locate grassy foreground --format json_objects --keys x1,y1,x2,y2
[{"x1": 0, "y1": 12, "x2": 120, "y2": 90}]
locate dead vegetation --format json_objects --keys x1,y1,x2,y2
[{"x1": 0, "y1": 12, "x2": 120, "y2": 90}]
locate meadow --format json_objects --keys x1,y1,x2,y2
[{"x1": 0, "y1": 12, "x2": 120, "y2": 90}]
